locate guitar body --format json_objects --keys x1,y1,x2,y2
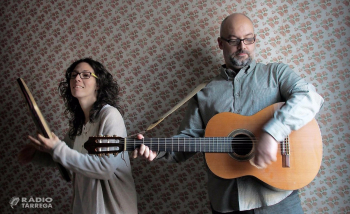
[{"x1": 205, "y1": 103, "x2": 323, "y2": 190}]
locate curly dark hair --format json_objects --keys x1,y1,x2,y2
[{"x1": 58, "y1": 58, "x2": 123, "y2": 138}]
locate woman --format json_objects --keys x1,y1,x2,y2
[{"x1": 18, "y1": 58, "x2": 137, "y2": 214}]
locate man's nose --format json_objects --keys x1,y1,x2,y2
[{"x1": 237, "y1": 40, "x2": 246, "y2": 49}]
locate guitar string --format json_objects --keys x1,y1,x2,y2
[
  {"x1": 88, "y1": 138, "x2": 288, "y2": 151},
  {"x1": 88, "y1": 138, "x2": 288, "y2": 144},
  {"x1": 90, "y1": 138, "x2": 285, "y2": 144}
]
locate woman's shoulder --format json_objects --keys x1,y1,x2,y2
[
  {"x1": 99, "y1": 104, "x2": 123, "y2": 120},
  {"x1": 100, "y1": 104, "x2": 121, "y2": 114},
  {"x1": 98, "y1": 104, "x2": 127, "y2": 137}
]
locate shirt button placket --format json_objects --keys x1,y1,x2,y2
[{"x1": 234, "y1": 78, "x2": 240, "y2": 113}]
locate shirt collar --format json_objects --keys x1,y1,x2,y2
[{"x1": 220, "y1": 60, "x2": 257, "y2": 80}]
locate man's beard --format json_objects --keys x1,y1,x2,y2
[{"x1": 230, "y1": 51, "x2": 252, "y2": 68}]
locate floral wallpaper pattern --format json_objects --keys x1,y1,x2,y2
[{"x1": 0, "y1": 0, "x2": 349, "y2": 213}]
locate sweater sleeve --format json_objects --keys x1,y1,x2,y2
[{"x1": 51, "y1": 106, "x2": 127, "y2": 180}]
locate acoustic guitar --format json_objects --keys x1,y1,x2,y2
[
  {"x1": 17, "y1": 78, "x2": 71, "y2": 182},
  {"x1": 84, "y1": 103, "x2": 322, "y2": 190}
]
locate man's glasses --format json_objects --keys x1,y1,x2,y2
[
  {"x1": 69, "y1": 71, "x2": 98, "y2": 79},
  {"x1": 220, "y1": 35, "x2": 256, "y2": 46}
]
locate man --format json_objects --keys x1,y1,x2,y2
[{"x1": 133, "y1": 13, "x2": 323, "y2": 213}]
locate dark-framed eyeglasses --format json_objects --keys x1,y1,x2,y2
[
  {"x1": 69, "y1": 71, "x2": 98, "y2": 79},
  {"x1": 220, "y1": 35, "x2": 256, "y2": 46}
]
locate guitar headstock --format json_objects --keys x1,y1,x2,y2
[{"x1": 84, "y1": 135, "x2": 125, "y2": 156}]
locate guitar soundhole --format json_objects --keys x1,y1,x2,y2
[{"x1": 228, "y1": 129, "x2": 255, "y2": 161}]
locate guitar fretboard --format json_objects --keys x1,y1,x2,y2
[{"x1": 125, "y1": 137, "x2": 234, "y2": 153}]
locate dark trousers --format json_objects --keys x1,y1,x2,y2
[{"x1": 212, "y1": 190, "x2": 304, "y2": 214}]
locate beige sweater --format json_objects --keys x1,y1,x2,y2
[{"x1": 35, "y1": 105, "x2": 137, "y2": 214}]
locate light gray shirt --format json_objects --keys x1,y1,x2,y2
[{"x1": 157, "y1": 60, "x2": 324, "y2": 212}]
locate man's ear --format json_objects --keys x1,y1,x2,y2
[{"x1": 217, "y1": 37, "x2": 224, "y2": 50}]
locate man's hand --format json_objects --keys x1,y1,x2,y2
[
  {"x1": 132, "y1": 134, "x2": 157, "y2": 161},
  {"x1": 252, "y1": 132, "x2": 278, "y2": 169}
]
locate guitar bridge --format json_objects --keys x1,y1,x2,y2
[{"x1": 281, "y1": 136, "x2": 290, "y2": 168}]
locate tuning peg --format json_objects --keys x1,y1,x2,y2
[
  {"x1": 113, "y1": 153, "x2": 118, "y2": 156},
  {"x1": 113, "y1": 135, "x2": 118, "y2": 137},
  {"x1": 103, "y1": 135, "x2": 110, "y2": 143}
]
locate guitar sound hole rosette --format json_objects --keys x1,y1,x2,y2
[{"x1": 227, "y1": 129, "x2": 255, "y2": 161}]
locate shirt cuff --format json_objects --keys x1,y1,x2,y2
[{"x1": 263, "y1": 118, "x2": 291, "y2": 142}]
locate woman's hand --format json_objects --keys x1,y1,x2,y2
[{"x1": 27, "y1": 132, "x2": 61, "y2": 154}]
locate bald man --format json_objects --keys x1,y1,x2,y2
[{"x1": 134, "y1": 13, "x2": 323, "y2": 213}]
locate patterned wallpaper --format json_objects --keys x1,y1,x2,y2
[{"x1": 0, "y1": 0, "x2": 349, "y2": 213}]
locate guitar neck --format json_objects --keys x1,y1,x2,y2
[
  {"x1": 124, "y1": 137, "x2": 233, "y2": 153},
  {"x1": 85, "y1": 137, "x2": 235, "y2": 154}
]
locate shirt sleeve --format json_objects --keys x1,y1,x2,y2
[
  {"x1": 50, "y1": 106, "x2": 128, "y2": 180},
  {"x1": 263, "y1": 63, "x2": 324, "y2": 142}
]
